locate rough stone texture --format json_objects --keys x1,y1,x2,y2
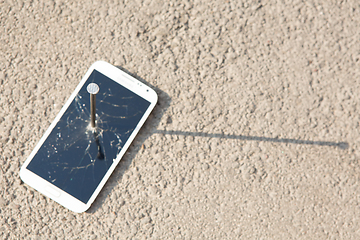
[{"x1": 1, "y1": 0, "x2": 360, "y2": 239}]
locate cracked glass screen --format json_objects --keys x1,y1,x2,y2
[{"x1": 27, "y1": 70, "x2": 151, "y2": 203}]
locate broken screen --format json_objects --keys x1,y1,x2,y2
[{"x1": 26, "y1": 70, "x2": 151, "y2": 203}]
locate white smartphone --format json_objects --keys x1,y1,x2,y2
[{"x1": 20, "y1": 61, "x2": 158, "y2": 213}]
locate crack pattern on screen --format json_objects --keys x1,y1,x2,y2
[
  {"x1": 26, "y1": 70, "x2": 151, "y2": 203},
  {"x1": 50, "y1": 91, "x2": 133, "y2": 175}
]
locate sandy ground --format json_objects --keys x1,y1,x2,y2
[{"x1": 1, "y1": 0, "x2": 360, "y2": 239}]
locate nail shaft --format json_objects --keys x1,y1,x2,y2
[
  {"x1": 87, "y1": 83, "x2": 100, "y2": 129},
  {"x1": 90, "y1": 94, "x2": 96, "y2": 128}
]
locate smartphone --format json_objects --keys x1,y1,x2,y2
[{"x1": 20, "y1": 61, "x2": 158, "y2": 213}]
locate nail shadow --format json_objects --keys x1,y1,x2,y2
[{"x1": 154, "y1": 130, "x2": 349, "y2": 149}]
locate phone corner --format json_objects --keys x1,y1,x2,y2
[
  {"x1": 92, "y1": 60, "x2": 110, "y2": 68},
  {"x1": 149, "y1": 88, "x2": 158, "y2": 104},
  {"x1": 19, "y1": 169, "x2": 27, "y2": 186},
  {"x1": 154, "y1": 91, "x2": 159, "y2": 104},
  {"x1": 19, "y1": 165, "x2": 26, "y2": 178},
  {"x1": 69, "y1": 204, "x2": 91, "y2": 214}
]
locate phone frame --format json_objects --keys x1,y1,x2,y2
[{"x1": 20, "y1": 61, "x2": 158, "y2": 213}]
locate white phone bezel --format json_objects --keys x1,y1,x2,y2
[{"x1": 20, "y1": 61, "x2": 158, "y2": 213}]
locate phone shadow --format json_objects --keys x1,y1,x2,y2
[{"x1": 86, "y1": 67, "x2": 171, "y2": 213}]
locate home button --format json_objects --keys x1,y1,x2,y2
[{"x1": 45, "y1": 186, "x2": 61, "y2": 198}]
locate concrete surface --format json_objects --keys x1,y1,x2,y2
[{"x1": 1, "y1": 0, "x2": 360, "y2": 239}]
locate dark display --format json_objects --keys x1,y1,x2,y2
[{"x1": 27, "y1": 70, "x2": 151, "y2": 203}]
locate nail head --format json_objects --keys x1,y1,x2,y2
[{"x1": 87, "y1": 83, "x2": 100, "y2": 94}]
